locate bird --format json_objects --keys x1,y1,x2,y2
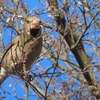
[{"x1": 0, "y1": 16, "x2": 42, "y2": 85}]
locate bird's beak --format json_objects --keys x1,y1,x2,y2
[{"x1": 31, "y1": 20, "x2": 41, "y2": 29}]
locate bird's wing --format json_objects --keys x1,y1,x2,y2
[{"x1": 1, "y1": 35, "x2": 20, "y2": 63}]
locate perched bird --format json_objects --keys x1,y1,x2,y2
[{"x1": 0, "y1": 16, "x2": 42, "y2": 85}]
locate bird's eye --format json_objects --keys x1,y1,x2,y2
[{"x1": 26, "y1": 20, "x2": 30, "y2": 23}]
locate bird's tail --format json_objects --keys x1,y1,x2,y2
[{"x1": 0, "y1": 67, "x2": 8, "y2": 85}]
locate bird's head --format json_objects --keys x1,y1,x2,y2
[
  {"x1": 26, "y1": 16, "x2": 41, "y2": 29},
  {"x1": 24, "y1": 16, "x2": 41, "y2": 37}
]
